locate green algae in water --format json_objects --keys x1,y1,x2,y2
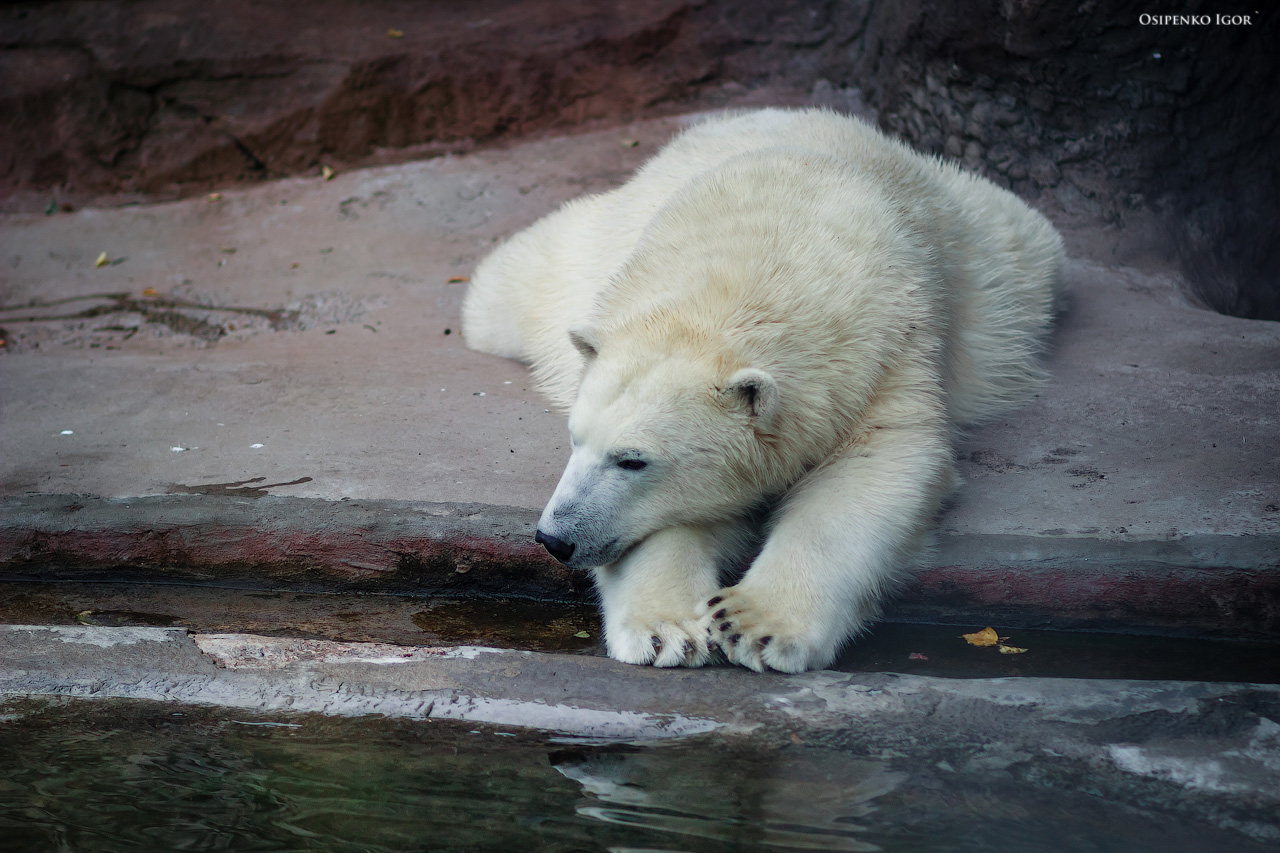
[{"x1": 1, "y1": 697, "x2": 1273, "y2": 853}]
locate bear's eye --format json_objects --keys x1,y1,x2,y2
[{"x1": 617, "y1": 459, "x2": 647, "y2": 471}]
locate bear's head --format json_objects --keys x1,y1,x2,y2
[{"x1": 535, "y1": 324, "x2": 781, "y2": 569}]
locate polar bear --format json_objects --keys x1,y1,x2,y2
[{"x1": 463, "y1": 108, "x2": 1063, "y2": 673}]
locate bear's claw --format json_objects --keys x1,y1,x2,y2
[
  {"x1": 698, "y1": 585, "x2": 828, "y2": 673},
  {"x1": 608, "y1": 618, "x2": 714, "y2": 668}
]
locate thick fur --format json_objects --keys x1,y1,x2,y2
[{"x1": 463, "y1": 109, "x2": 1063, "y2": 672}]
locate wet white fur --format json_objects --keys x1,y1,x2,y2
[{"x1": 463, "y1": 108, "x2": 1063, "y2": 672}]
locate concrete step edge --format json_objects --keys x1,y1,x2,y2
[{"x1": 2, "y1": 494, "x2": 1277, "y2": 637}]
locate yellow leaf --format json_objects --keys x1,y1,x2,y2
[
  {"x1": 447, "y1": 276, "x2": 470, "y2": 283},
  {"x1": 207, "y1": 192, "x2": 222, "y2": 202},
  {"x1": 387, "y1": 28, "x2": 404, "y2": 38},
  {"x1": 94, "y1": 252, "x2": 109, "y2": 268},
  {"x1": 573, "y1": 630, "x2": 590, "y2": 638},
  {"x1": 321, "y1": 165, "x2": 334, "y2": 181},
  {"x1": 961, "y1": 627, "x2": 1000, "y2": 647},
  {"x1": 142, "y1": 288, "x2": 158, "y2": 296},
  {"x1": 998, "y1": 645, "x2": 1028, "y2": 655}
]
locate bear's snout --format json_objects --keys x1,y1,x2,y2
[{"x1": 535, "y1": 529, "x2": 576, "y2": 564}]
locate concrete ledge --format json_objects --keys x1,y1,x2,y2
[
  {"x1": 0, "y1": 493, "x2": 581, "y2": 600},
  {"x1": 4, "y1": 493, "x2": 1277, "y2": 638},
  {"x1": 1, "y1": 624, "x2": 1276, "y2": 739}
]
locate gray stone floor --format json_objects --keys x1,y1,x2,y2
[
  {"x1": 2, "y1": 114, "x2": 1275, "y2": 537},
  {"x1": 2, "y1": 111, "x2": 1277, "y2": 636}
]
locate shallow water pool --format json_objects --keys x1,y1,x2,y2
[{"x1": 1, "y1": 697, "x2": 1272, "y2": 853}]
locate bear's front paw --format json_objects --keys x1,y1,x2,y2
[
  {"x1": 697, "y1": 588, "x2": 835, "y2": 673},
  {"x1": 607, "y1": 618, "x2": 717, "y2": 668}
]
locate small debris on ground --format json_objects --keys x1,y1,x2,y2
[
  {"x1": 94, "y1": 252, "x2": 109, "y2": 268},
  {"x1": 961, "y1": 627, "x2": 1002, "y2": 647},
  {"x1": 962, "y1": 626, "x2": 1030, "y2": 654}
]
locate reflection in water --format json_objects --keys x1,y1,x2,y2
[
  {"x1": 554, "y1": 749, "x2": 904, "y2": 851},
  {"x1": 1, "y1": 697, "x2": 1273, "y2": 853}
]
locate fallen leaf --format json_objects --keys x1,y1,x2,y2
[
  {"x1": 221, "y1": 248, "x2": 237, "y2": 254},
  {"x1": 142, "y1": 288, "x2": 159, "y2": 296},
  {"x1": 94, "y1": 252, "x2": 109, "y2": 268},
  {"x1": 208, "y1": 192, "x2": 222, "y2": 202},
  {"x1": 321, "y1": 165, "x2": 335, "y2": 181},
  {"x1": 573, "y1": 630, "x2": 590, "y2": 639},
  {"x1": 75, "y1": 610, "x2": 94, "y2": 625},
  {"x1": 387, "y1": 28, "x2": 404, "y2": 38},
  {"x1": 998, "y1": 645, "x2": 1028, "y2": 655},
  {"x1": 909, "y1": 652, "x2": 929, "y2": 660},
  {"x1": 44, "y1": 200, "x2": 58, "y2": 215},
  {"x1": 290, "y1": 262, "x2": 300, "y2": 269},
  {"x1": 961, "y1": 627, "x2": 1001, "y2": 647},
  {"x1": 620, "y1": 138, "x2": 639, "y2": 147},
  {"x1": 447, "y1": 275, "x2": 470, "y2": 283}
]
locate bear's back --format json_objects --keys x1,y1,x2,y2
[
  {"x1": 619, "y1": 109, "x2": 1064, "y2": 426},
  {"x1": 465, "y1": 109, "x2": 1063, "y2": 423}
]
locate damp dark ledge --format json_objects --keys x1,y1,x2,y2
[{"x1": 1, "y1": 493, "x2": 1277, "y2": 639}]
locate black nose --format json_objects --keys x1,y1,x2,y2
[{"x1": 535, "y1": 529, "x2": 576, "y2": 563}]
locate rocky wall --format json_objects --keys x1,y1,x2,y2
[{"x1": 2, "y1": 0, "x2": 1275, "y2": 318}]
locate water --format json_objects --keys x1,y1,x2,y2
[
  {"x1": 3, "y1": 582, "x2": 1277, "y2": 683},
  {"x1": 1, "y1": 697, "x2": 1271, "y2": 853}
]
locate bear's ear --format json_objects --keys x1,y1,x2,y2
[
  {"x1": 568, "y1": 324, "x2": 601, "y2": 362},
  {"x1": 723, "y1": 367, "x2": 779, "y2": 428}
]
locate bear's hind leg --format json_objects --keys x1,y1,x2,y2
[
  {"x1": 701, "y1": 415, "x2": 954, "y2": 673},
  {"x1": 594, "y1": 522, "x2": 741, "y2": 668}
]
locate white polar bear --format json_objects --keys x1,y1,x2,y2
[{"x1": 463, "y1": 108, "x2": 1063, "y2": 673}]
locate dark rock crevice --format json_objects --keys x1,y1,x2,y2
[{"x1": 843, "y1": 0, "x2": 1279, "y2": 320}]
